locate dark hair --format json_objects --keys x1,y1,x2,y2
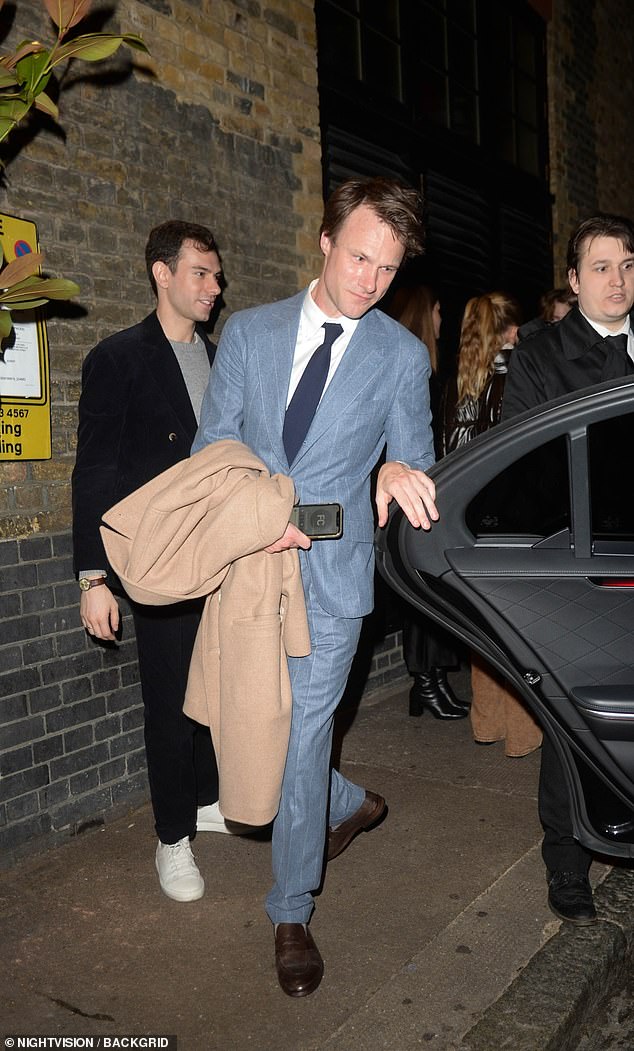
[
  {"x1": 566, "y1": 214, "x2": 634, "y2": 275},
  {"x1": 539, "y1": 286, "x2": 577, "y2": 322},
  {"x1": 145, "y1": 220, "x2": 218, "y2": 295},
  {"x1": 320, "y1": 177, "x2": 424, "y2": 260},
  {"x1": 386, "y1": 284, "x2": 439, "y2": 373}
]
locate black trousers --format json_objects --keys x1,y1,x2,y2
[
  {"x1": 539, "y1": 733, "x2": 591, "y2": 875},
  {"x1": 131, "y1": 598, "x2": 219, "y2": 845},
  {"x1": 402, "y1": 614, "x2": 460, "y2": 674}
]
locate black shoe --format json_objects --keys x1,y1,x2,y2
[
  {"x1": 431, "y1": 667, "x2": 470, "y2": 711},
  {"x1": 409, "y1": 673, "x2": 468, "y2": 719},
  {"x1": 547, "y1": 871, "x2": 597, "y2": 925}
]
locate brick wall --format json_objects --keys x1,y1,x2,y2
[
  {"x1": 0, "y1": 0, "x2": 323, "y2": 540},
  {"x1": 0, "y1": 534, "x2": 145, "y2": 865},
  {"x1": 0, "y1": 532, "x2": 405, "y2": 867},
  {"x1": 0, "y1": 0, "x2": 334, "y2": 866},
  {"x1": 547, "y1": 1, "x2": 634, "y2": 281},
  {"x1": 4, "y1": 0, "x2": 632, "y2": 866}
]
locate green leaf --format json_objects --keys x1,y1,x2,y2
[
  {"x1": 0, "y1": 69, "x2": 19, "y2": 88},
  {"x1": 33, "y1": 278, "x2": 81, "y2": 299},
  {"x1": 53, "y1": 32, "x2": 148, "y2": 64},
  {"x1": 0, "y1": 98, "x2": 31, "y2": 141},
  {"x1": 0, "y1": 252, "x2": 43, "y2": 288},
  {"x1": 1, "y1": 40, "x2": 45, "y2": 71},
  {"x1": 0, "y1": 277, "x2": 79, "y2": 302},
  {"x1": 0, "y1": 296, "x2": 48, "y2": 310},
  {"x1": 34, "y1": 91, "x2": 58, "y2": 119},
  {"x1": 16, "y1": 51, "x2": 52, "y2": 94},
  {"x1": 0, "y1": 308, "x2": 13, "y2": 339},
  {"x1": 54, "y1": 34, "x2": 125, "y2": 63}
]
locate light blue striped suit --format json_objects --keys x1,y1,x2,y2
[{"x1": 194, "y1": 289, "x2": 434, "y2": 922}]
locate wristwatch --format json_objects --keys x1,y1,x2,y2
[{"x1": 78, "y1": 576, "x2": 107, "y2": 592}]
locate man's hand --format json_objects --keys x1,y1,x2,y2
[
  {"x1": 80, "y1": 585, "x2": 120, "y2": 641},
  {"x1": 265, "y1": 522, "x2": 312, "y2": 553},
  {"x1": 376, "y1": 460, "x2": 438, "y2": 530}
]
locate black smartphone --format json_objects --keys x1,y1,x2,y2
[{"x1": 289, "y1": 503, "x2": 343, "y2": 539}]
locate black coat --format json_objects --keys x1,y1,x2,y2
[
  {"x1": 72, "y1": 311, "x2": 215, "y2": 573},
  {"x1": 502, "y1": 304, "x2": 634, "y2": 420}
]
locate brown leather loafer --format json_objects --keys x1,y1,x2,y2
[
  {"x1": 274, "y1": 923, "x2": 324, "y2": 997},
  {"x1": 327, "y1": 790, "x2": 387, "y2": 861}
]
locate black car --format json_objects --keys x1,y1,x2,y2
[{"x1": 376, "y1": 376, "x2": 634, "y2": 858}]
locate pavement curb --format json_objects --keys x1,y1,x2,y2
[{"x1": 457, "y1": 866, "x2": 634, "y2": 1051}]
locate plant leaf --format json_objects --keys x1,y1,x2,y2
[
  {"x1": 68, "y1": 0, "x2": 92, "y2": 30},
  {"x1": 42, "y1": 0, "x2": 75, "y2": 31},
  {"x1": 0, "y1": 277, "x2": 80, "y2": 302},
  {"x1": 16, "y1": 51, "x2": 51, "y2": 94},
  {"x1": 0, "y1": 68, "x2": 19, "y2": 87},
  {"x1": 34, "y1": 91, "x2": 59, "y2": 119},
  {"x1": 0, "y1": 252, "x2": 43, "y2": 288},
  {"x1": 0, "y1": 308, "x2": 13, "y2": 339},
  {"x1": 53, "y1": 32, "x2": 148, "y2": 64},
  {"x1": 0, "y1": 98, "x2": 31, "y2": 127},
  {"x1": 0, "y1": 296, "x2": 48, "y2": 310},
  {"x1": 1, "y1": 40, "x2": 45, "y2": 70}
]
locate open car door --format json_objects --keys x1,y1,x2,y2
[{"x1": 376, "y1": 377, "x2": 634, "y2": 858}]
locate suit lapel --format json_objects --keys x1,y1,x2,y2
[
  {"x1": 257, "y1": 296, "x2": 303, "y2": 467},
  {"x1": 138, "y1": 313, "x2": 199, "y2": 440}
]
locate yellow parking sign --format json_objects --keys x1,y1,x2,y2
[{"x1": 0, "y1": 212, "x2": 51, "y2": 461}]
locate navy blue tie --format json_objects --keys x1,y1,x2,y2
[{"x1": 283, "y1": 322, "x2": 343, "y2": 465}]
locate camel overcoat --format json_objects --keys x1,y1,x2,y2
[{"x1": 100, "y1": 439, "x2": 311, "y2": 825}]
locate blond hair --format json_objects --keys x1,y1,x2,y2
[{"x1": 457, "y1": 292, "x2": 522, "y2": 403}]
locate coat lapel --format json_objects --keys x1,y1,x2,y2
[{"x1": 137, "y1": 312, "x2": 203, "y2": 441}]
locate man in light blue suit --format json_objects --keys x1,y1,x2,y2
[{"x1": 193, "y1": 178, "x2": 437, "y2": 996}]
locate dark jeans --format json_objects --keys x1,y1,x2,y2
[{"x1": 132, "y1": 598, "x2": 219, "y2": 845}]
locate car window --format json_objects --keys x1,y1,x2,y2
[
  {"x1": 589, "y1": 411, "x2": 634, "y2": 544},
  {"x1": 465, "y1": 435, "x2": 571, "y2": 539}
]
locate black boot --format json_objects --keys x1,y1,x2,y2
[
  {"x1": 431, "y1": 667, "x2": 470, "y2": 711},
  {"x1": 409, "y1": 673, "x2": 468, "y2": 719}
]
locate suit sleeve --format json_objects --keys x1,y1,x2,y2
[
  {"x1": 193, "y1": 315, "x2": 245, "y2": 452},
  {"x1": 72, "y1": 343, "x2": 130, "y2": 573},
  {"x1": 384, "y1": 333, "x2": 435, "y2": 472}
]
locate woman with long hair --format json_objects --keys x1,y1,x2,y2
[
  {"x1": 442, "y1": 291, "x2": 542, "y2": 756},
  {"x1": 387, "y1": 284, "x2": 468, "y2": 720}
]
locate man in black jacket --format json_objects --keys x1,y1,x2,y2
[
  {"x1": 72, "y1": 220, "x2": 227, "y2": 902},
  {"x1": 503, "y1": 212, "x2": 634, "y2": 924}
]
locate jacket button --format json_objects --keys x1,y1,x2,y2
[{"x1": 168, "y1": 432, "x2": 178, "y2": 442}]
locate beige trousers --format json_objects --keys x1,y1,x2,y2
[{"x1": 470, "y1": 653, "x2": 542, "y2": 758}]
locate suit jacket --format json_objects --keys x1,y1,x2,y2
[
  {"x1": 72, "y1": 311, "x2": 215, "y2": 574},
  {"x1": 502, "y1": 305, "x2": 634, "y2": 420},
  {"x1": 193, "y1": 289, "x2": 435, "y2": 618},
  {"x1": 100, "y1": 440, "x2": 311, "y2": 824}
]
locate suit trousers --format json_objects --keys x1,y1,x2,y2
[
  {"x1": 265, "y1": 569, "x2": 365, "y2": 924},
  {"x1": 131, "y1": 597, "x2": 219, "y2": 845},
  {"x1": 539, "y1": 733, "x2": 591, "y2": 874}
]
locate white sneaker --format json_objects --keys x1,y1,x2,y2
[
  {"x1": 196, "y1": 802, "x2": 256, "y2": 835},
  {"x1": 155, "y1": 837, "x2": 204, "y2": 902}
]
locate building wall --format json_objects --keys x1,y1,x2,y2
[
  {"x1": 0, "y1": 0, "x2": 329, "y2": 865},
  {"x1": 547, "y1": 0, "x2": 634, "y2": 281},
  {"x1": 2, "y1": 0, "x2": 634, "y2": 867},
  {"x1": 0, "y1": 0, "x2": 406, "y2": 867}
]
